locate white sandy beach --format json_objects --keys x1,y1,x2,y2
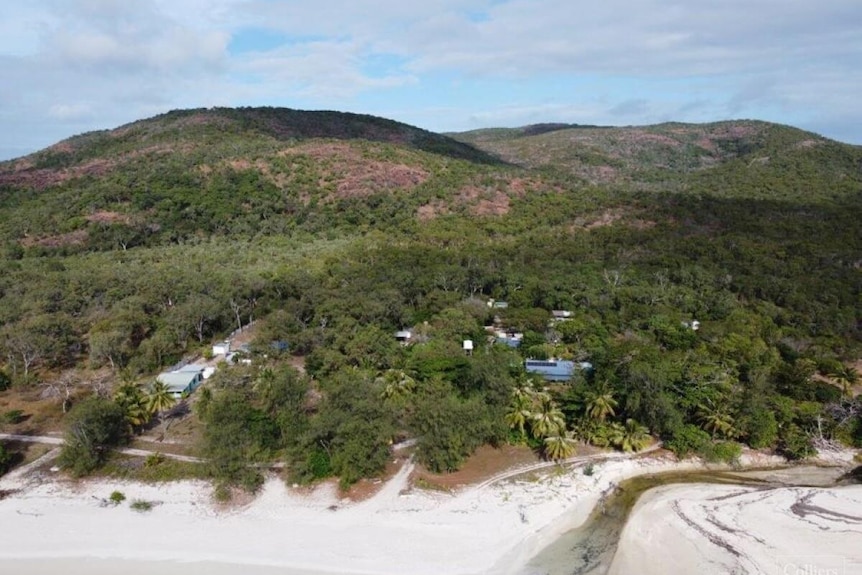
[
  {"x1": 0, "y1": 450, "x2": 858, "y2": 575},
  {"x1": 610, "y1": 482, "x2": 862, "y2": 575}
]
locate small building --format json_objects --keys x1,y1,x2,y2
[
  {"x1": 494, "y1": 330, "x2": 523, "y2": 348},
  {"x1": 156, "y1": 370, "x2": 203, "y2": 398},
  {"x1": 394, "y1": 330, "x2": 412, "y2": 345},
  {"x1": 463, "y1": 340, "x2": 474, "y2": 355},
  {"x1": 551, "y1": 310, "x2": 573, "y2": 321},
  {"x1": 487, "y1": 299, "x2": 509, "y2": 309},
  {"x1": 212, "y1": 340, "x2": 231, "y2": 356},
  {"x1": 525, "y1": 359, "x2": 591, "y2": 382}
]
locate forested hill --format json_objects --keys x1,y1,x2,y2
[
  {"x1": 0, "y1": 108, "x2": 861, "y2": 487},
  {"x1": 451, "y1": 120, "x2": 862, "y2": 195}
]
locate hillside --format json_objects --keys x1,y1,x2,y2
[
  {"x1": 451, "y1": 121, "x2": 862, "y2": 196},
  {"x1": 0, "y1": 107, "x2": 860, "y2": 490}
]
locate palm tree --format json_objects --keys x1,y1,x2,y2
[
  {"x1": 604, "y1": 421, "x2": 625, "y2": 449},
  {"x1": 543, "y1": 431, "x2": 578, "y2": 461},
  {"x1": 114, "y1": 383, "x2": 151, "y2": 431},
  {"x1": 585, "y1": 389, "x2": 618, "y2": 423},
  {"x1": 377, "y1": 369, "x2": 417, "y2": 402},
  {"x1": 531, "y1": 393, "x2": 566, "y2": 438},
  {"x1": 829, "y1": 365, "x2": 858, "y2": 397},
  {"x1": 505, "y1": 386, "x2": 536, "y2": 438},
  {"x1": 619, "y1": 419, "x2": 651, "y2": 452},
  {"x1": 148, "y1": 380, "x2": 176, "y2": 415},
  {"x1": 697, "y1": 402, "x2": 737, "y2": 439}
]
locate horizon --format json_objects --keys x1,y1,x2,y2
[{"x1": 1, "y1": 1, "x2": 860, "y2": 161}]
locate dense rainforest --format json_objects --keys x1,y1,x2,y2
[{"x1": 0, "y1": 107, "x2": 860, "y2": 490}]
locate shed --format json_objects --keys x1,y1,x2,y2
[{"x1": 212, "y1": 341, "x2": 231, "y2": 356}]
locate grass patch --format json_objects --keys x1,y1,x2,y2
[
  {"x1": 109, "y1": 490, "x2": 126, "y2": 505},
  {"x1": 98, "y1": 453, "x2": 209, "y2": 483}
]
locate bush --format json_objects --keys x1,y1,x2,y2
[
  {"x1": 130, "y1": 499, "x2": 154, "y2": 512},
  {"x1": 778, "y1": 424, "x2": 815, "y2": 460},
  {"x1": 0, "y1": 444, "x2": 11, "y2": 475},
  {"x1": 0, "y1": 371, "x2": 10, "y2": 392},
  {"x1": 109, "y1": 490, "x2": 126, "y2": 505},
  {"x1": 1, "y1": 410, "x2": 25, "y2": 425},
  {"x1": 145, "y1": 452, "x2": 165, "y2": 468},
  {"x1": 664, "y1": 424, "x2": 711, "y2": 458},
  {"x1": 583, "y1": 463, "x2": 595, "y2": 476},
  {"x1": 702, "y1": 441, "x2": 743, "y2": 465},
  {"x1": 57, "y1": 397, "x2": 129, "y2": 477}
]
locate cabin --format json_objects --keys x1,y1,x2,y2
[
  {"x1": 156, "y1": 368, "x2": 204, "y2": 398},
  {"x1": 525, "y1": 359, "x2": 593, "y2": 382}
]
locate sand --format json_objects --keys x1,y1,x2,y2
[
  {"x1": 610, "y1": 483, "x2": 862, "y2": 575},
  {"x1": 0, "y1": 449, "x2": 857, "y2": 575}
]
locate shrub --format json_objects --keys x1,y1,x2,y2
[
  {"x1": 703, "y1": 441, "x2": 743, "y2": 465},
  {"x1": 130, "y1": 500, "x2": 154, "y2": 512},
  {"x1": 145, "y1": 452, "x2": 165, "y2": 468},
  {"x1": 583, "y1": 463, "x2": 595, "y2": 476},
  {"x1": 664, "y1": 424, "x2": 711, "y2": 458},
  {"x1": 1, "y1": 410, "x2": 25, "y2": 425},
  {"x1": 109, "y1": 491, "x2": 126, "y2": 505},
  {"x1": 0, "y1": 444, "x2": 11, "y2": 475},
  {"x1": 57, "y1": 397, "x2": 129, "y2": 477}
]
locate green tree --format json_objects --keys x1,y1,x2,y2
[{"x1": 58, "y1": 397, "x2": 128, "y2": 477}]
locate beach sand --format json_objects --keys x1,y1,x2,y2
[
  {"x1": 0, "y1": 449, "x2": 857, "y2": 575},
  {"x1": 609, "y1": 483, "x2": 862, "y2": 575}
]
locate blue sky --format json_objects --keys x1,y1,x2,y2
[{"x1": 0, "y1": 0, "x2": 860, "y2": 160}]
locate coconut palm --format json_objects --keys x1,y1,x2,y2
[
  {"x1": 505, "y1": 386, "x2": 537, "y2": 438},
  {"x1": 148, "y1": 380, "x2": 176, "y2": 415},
  {"x1": 585, "y1": 389, "x2": 618, "y2": 423},
  {"x1": 543, "y1": 431, "x2": 578, "y2": 461},
  {"x1": 531, "y1": 393, "x2": 566, "y2": 438},
  {"x1": 114, "y1": 383, "x2": 151, "y2": 431},
  {"x1": 377, "y1": 369, "x2": 417, "y2": 402},
  {"x1": 619, "y1": 419, "x2": 651, "y2": 452},
  {"x1": 697, "y1": 402, "x2": 737, "y2": 439}
]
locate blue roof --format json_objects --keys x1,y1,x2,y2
[
  {"x1": 525, "y1": 359, "x2": 575, "y2": 381},
  {"x1": 496, "y1": 336, "x2": 522, "y2": 348}
]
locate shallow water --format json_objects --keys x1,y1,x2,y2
[{"x1": 518, "y1": 465, "x2": 855, "y2": 575}]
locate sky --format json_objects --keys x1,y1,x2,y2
[{"x1": 1, "y1": 0, "x2": 860, "y2": 160}]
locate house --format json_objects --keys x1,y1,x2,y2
[
  {"x1": 156, "y1": 369, "x2": 203, "y2": 398},
  {"x1": 525, "y1": 359, "x2": 593, "y2": 382},
  {"x1": 494, "y1": 330, "x2": 523, "y2": 348},
  {"x1": 551, "y1": 310, "x2": 573, "y2": 321},
  {"x1": 212, "y1": 340, "x2": 231, "y2": 356},
  {"x1": 487, "y1": 299, "x2": 509, "y2": 309}
]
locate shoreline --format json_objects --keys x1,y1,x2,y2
[{"x1": 0, "y1": 449, "x2": 857, "y2": 575}]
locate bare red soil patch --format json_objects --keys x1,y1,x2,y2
[{"x1": 412, "y1": 444, "x2": 540, "y2": 491}]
